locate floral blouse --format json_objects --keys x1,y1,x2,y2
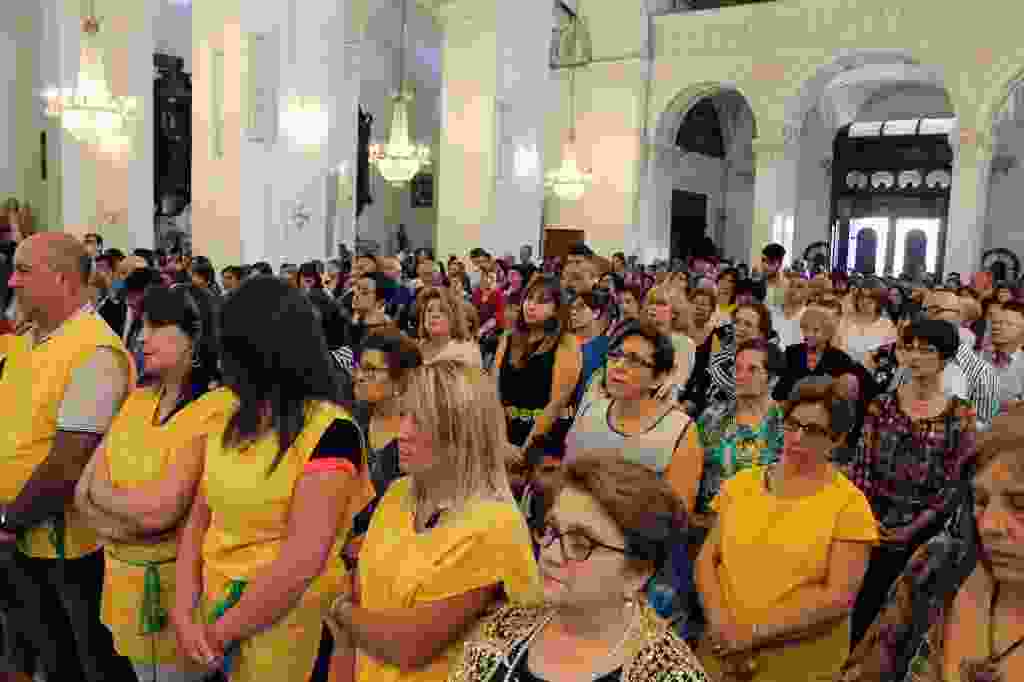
[
  {"x1": 843, "y1": 392, "x2": 976, "y2": 530},
  {"x1": 694, "y1": 400, "x2": 784, "y2": 515},
  {"x1": 838, "y1": 510, "x2": 978, "y2": 682}
]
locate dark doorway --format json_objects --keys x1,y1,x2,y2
[{"x1": 670, "y1": 190, "x2": 708, "y2": 263}]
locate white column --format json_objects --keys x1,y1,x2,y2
[
  {"x1": 943, "y1": 128, "x2": 989, "y2": 276},
  {"x1": 123, "y1": 0, "x2": 156, "y2": 250},
  {"x1": 490, "y1": 0, "x2": 552, "y2": 260},
  {"x1": 749, "y1": 135, "x2": 798, "y2": 265}
]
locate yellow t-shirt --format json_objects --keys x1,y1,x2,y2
[
  {"x1": 701, "y1": 465, "x2": 878, "y2": 682},
  {"x1": 200, "y1": 400, "x2": 373, "y2": 682},
  {"x1": 101, "y1": 386, "x2": 237, "y2": 664},
  {"x1": 357, "y1": 476, "x2": 542, "y2": 682}
]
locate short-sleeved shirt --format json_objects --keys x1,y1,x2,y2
[
  {"x1": 357, "y1": 476, "x2": 542, "y2": 682},
  {"x1": 701, "y1": 466, "x2": 878, "y2": 681}
]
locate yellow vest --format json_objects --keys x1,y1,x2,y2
[
  {"x1": 0, "y1": 310, "x2": 136, "y2": 558},
  {"x1": 101, "y1": 385, "x2": 237, "y2": 664},
  {"x1": 201, "y1": 400, "x2": 373, "y2": 581}
]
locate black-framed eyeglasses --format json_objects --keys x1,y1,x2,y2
[
  {"x1": 781, "y1": 418, "x2": 832, "y2": 439},
  {"x1": 607, "y1": 348, "x2": 656, "y2": 371},
  {"x1": 353, "y1": 364, "x2": 390, "y2": 380},
  {"x1": 531, "y1": 523, "x2": 627, "y2": 562}
]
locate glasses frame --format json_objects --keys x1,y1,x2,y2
[
  {"x1": 607, "y1": 348, "x2": 656, "y2": 371},
  {"x1": 532, "y1": 523, "x2": 628, "y2": 563},
  {"x1": 353, "y1": 364, "x2": 391, "y2": 381},
  {"x1": 782, "y1": 418, "x2": 832, "y2": 439}
]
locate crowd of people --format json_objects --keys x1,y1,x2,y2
[{"x1": 0, "y1": 228, "x2": 1023, "y2": 682}]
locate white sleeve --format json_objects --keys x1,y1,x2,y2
[{"x1": 56, "y1": 347, "x2": 132, "y2": 434}]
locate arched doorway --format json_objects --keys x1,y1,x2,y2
[
  {"x1": 786, "y1": 51, "x2": 955, "y2": 276},
  {"x1": 652, "y1": 86, "x2": 757, "y2": 264}
]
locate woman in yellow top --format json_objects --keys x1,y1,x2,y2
[
  {"x1": 74, "y1": 284, "x2": 230, "y2": 682},
  {"x1": 327, "y1": 361, "x2": 543, "y2": 682},
  {"x1": 695, "y1": 377, "x2": 878, "y2": 682},
  {"x1": 171, "y1": 276, "x2": 374, "y2": 682}
]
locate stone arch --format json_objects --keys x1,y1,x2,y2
[
  {"x1": 653, "y1": 82, "x2": 758, "y2": 150},
  {"x1": 783, "y1": 49, "x2": 924, "y2": 138},
  {"x1": 979, "y1": 64, "x2": 1024, "y2": 147}
]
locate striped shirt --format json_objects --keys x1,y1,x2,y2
[{"x1": 894, "y1": 342, "x2": 999, "y2": 424}]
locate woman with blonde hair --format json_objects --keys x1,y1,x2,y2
[
  {"x1": 327, "y1": 361, "x2": 541, "y2": 682},
  {"x1": 645, "y1": 285, "x2": 696, "y2": 400},
  {"x1": 836, "y1": 287, "x2": 898, "y2": 364},
  {"x1": 417, "y1": 287, "x2": 482, "y2": 367}
]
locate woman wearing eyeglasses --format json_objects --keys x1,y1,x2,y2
[
  {"x1": 845, "y1": 319, "x2": 978, "y2": 649},
  {"x1": 695, "y1": 377, "x2": 877, "y2": 682},
  {"x1": 449, "y1": 454, "x2": 710, "y2": 682}
]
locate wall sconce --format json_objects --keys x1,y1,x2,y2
[{"x1": 281, "y1": 94, "x2": 328, "y2": 147}]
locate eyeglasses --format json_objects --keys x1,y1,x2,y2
[
  {"x1": 926, "y1": 306, "x2": 960, "y2": 317},
  {"x1": 532, "y1": 523, "x2": 627, "y2": 563},
  {"x1": 354, "y1": 364, "x2": 390, "y2": 380},
  {"x1": 607, "y1": 349, "x2": 656, "y2": 371},
  {"x1": 900, "y1": 344, "x2": 940, "y2": 356},
  {"x1": 782, "y1": 418, "x2": 832, "y2": 439}
]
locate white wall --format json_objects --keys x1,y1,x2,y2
[
  {"x1": 984, "y1": 124, "x2": 1024, "y2": 255},
  {"x1": 0, "y1": 31, "x2": 17, "y2": 199},
  {"x1": 155, "y1": 0, "x2": 192, "y2": 72}
]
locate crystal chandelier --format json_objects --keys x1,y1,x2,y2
[
  {"x1": 370, "y1": 0, "x2": 432, "y2": 185},
  {"x1": 545, "y1": 15, "x2": 591, "y2": 201},
  {"x1": 42, "y1": 3, "x2": 139, "y2": 147}
]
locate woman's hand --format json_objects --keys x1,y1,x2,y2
[
  {"x1": 879, "y1": 525, "x2": 912, "y2": 546},
  {"x1": 710, "y1": 619, "x2": 756, "y2": 656},
  {"x1": 171, "y1": 609, "x2": 221, "y2": 671}
]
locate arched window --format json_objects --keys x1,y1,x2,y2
[{"x1": 854, "y1": 228, "x2": 879, "y2": 273}]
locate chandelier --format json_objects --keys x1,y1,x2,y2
[
  {"x1": 370, "y1": 0, "x2": 432, "y2": 185},
  {"x1": 545, "y1": 13, "x2": 591, "y2": 201},
  {"x1": 42, "y1": 3, "x2": 138, "y2": 147}
]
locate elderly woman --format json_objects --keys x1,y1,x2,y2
[
  {"x1": 838, "y1": 406, "x2": 1024, "y2": 682},
  {"x1": 845, "y1": 319, "x2": 978, "y2": 649},
  {"x1": 449, "y1": 454, "x2": 710, "y2": 682},
  {"x1": 327, "y1": 362, "x2": 541, "y2": 682},
  {"x1": 418, "y1": 287, "x2": 482, "y2": 367},
  {"x1": 696, "y1": 377, "x2": 877, "y2": 682},
  {"x1": 690, "y1": 339, "x2": 786, "y2": 520}
]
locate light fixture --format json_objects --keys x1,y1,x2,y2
[
  {"x1": 545, "y1": 10, "x2": 592, "y2": 201},
  {"x1": 281, "y1": 94, "x2": 329, "y2": 147},
  {"x1": 370, "y1": 0, "x2": 432, "y2": 185},
  {"x1": 42, "y1": 1, "x2": 139, "y2": 147}
]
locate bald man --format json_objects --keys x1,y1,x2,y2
[{"x1": 0, "y1": 232, "x2": 138, "y2": 681}]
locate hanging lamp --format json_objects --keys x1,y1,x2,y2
[
  {"x1": 545, "y1": 12, "x2": 592, "y2": 201},
  {"x1": 369, "y1": 0, "x2": 432, "y2": 185},
  {"x1": 42, "y1": 0, "x2": 138, "y2": 146}
]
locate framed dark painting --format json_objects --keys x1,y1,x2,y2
[{"x1": 411, "y1": 173, "x2": 433, "y2": 208}]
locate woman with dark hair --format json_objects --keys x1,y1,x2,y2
[
  {"x1": 450, "y1": 453, "x2": 709, "y2": 682},
  {"x1": 682, "y1": 302, "x2": 773, "y2": 418},
  {"x1": 696, "y1": 377, "x2": 876, "y2": 682},
  {"x1": 839, "y1": 406, "x2": 1024, "y2": 682},
  {"x1": 711, "y1": 268, "x2": 739, "y2": 328},
  {"x1": 493, "y1": 275, "x2": 582, "y2": 455},
  {"x1": 845, "y1": 319, "x2": 978, "y2": 649},
  {"x1": 74, "y1": 285, "x2": 235, "y2": 682},
  {"x1": 169, "y1": 276, "x2": 374, "y2": 681}
]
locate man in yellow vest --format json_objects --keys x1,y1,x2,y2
[{"x1": 0, "y1": 233, "x2": 138, "y2": 681}]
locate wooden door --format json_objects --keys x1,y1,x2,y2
[{"x1": 543, "y1": 227, "x2": 585, "y2": 262}]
